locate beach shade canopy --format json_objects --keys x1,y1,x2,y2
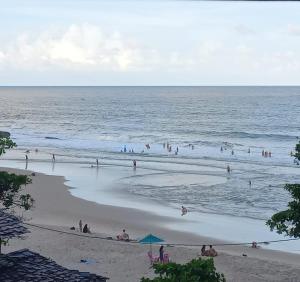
[
  {"x1": 139, "y1": 234, "x2": 164, "y2": 251},
  {"x1": 139, "y1": 234, "x2": 164, "y2": 244}
]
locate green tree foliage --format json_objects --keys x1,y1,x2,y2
[
  {"x1": 141, "y1": 258, "x2": 226, "y2": 282},
  {"x1": 0, "y1": 137, "x2": 16, "y2": 156},
  {"x1": 295, "y1": 141, "x2": 300, "y2": 161},
  {"x1": 267, "y1": 184, "x2": 300, "y2": 238},
  {"x1": 0, "y1": 137, "x2": 34, "y2": 210},
  {"x1": 0, "y1": 172, "x2": 33, "y2": 210}
]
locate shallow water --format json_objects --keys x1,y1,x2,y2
[{"x1": 1, "y1": 86, "x2": 300, "y2": 250}]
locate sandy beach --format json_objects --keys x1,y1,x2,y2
[{"x1": 2, "y1": 166, "x2": 300, "y2": 282}]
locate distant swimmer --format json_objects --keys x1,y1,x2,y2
[
  {"x1": 25, "y1": 150, "x2": 30, "y2": 153},
  {"x1": 35, "y1": 148, "x2": 38, "y2": 153},
  {"x1": 176, "y1": 147, "x2": 179, "y2": 153},
  {"x1": 262, "y1": 150, "x2": 265, "y2": 156},
  {"x1": 96, "y1": 159, "x2": 99, "y2": 166},
  {"x1": 231, "y1": 150, "x2": 234, "y2": 155},
  {"x1": 163, "y1": 143, "x2": 166, "y2": 148},
  {"x1": 249, "y1": 180, "x2": 252, "y2": 186},
  {"x1": 264, "y1": 151, "x2": 268, "y2": 158},
  {"x1": 248, "y1": 148, "x2": 251, "y2": 154},
  {"x1": 181, "y1": 206, "x2": 188, "y2": 216},
  {"x1": 220, "y1": 146, "x2": 223, "y2": 152},
  {"x1": 52, "y1": 154, "x2": 55, "y2": 162},
  {"x1": 227, "y1": 165, "x2": 231, "y2": 173},
  {"x1": 25, "y1": 154, "x2": 28, "y2": 162},
  {"x1": 145, "y1": 144, "x2": 150, "y2": 150},
  {"x1": 268, "y1": 151, "x2": 272, "y2": 157},
  {"x1": 191, "y1": 145, "x2": 194, "y2": 150},
  {"x1": 124, "y1": 145, "x2": 127, "y2": 153},
  {"x1": 169, "y1": 146, "x2": 172, "y2": 152},
  {"x1": 133, "y1": 159, "x2": 137, "y2": 168}
]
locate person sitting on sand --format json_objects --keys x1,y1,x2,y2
[
  {"x1": 83, "y1": 224, "x2": 91, "y2": 234},
  {"x1": 200, "y1": 245, "x2": 211, "y2": 257},
  {"x1": 117, "y1": 229, "x2": 129, "y2": 241},
  {"x1": 208, "y1": 245, "x2": 218, "y2": 257},
  {"x1": 251, "y1": 241, "x2": 259, "y2": 249}
]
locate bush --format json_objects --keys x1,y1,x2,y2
[{"x1": 141, "y1": 257, "x2": 226, "y2": 282}]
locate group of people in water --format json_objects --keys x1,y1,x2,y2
[
  {"x1": 261, "y1": 150, "x2": 272, "y2": 158},
  {"x1": 163, "y1": 143, "x2": 180, "y2": 155}
]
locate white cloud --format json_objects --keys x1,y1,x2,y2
[
  {"x1": 286, "y1": 24, "x2": 300, "y2": 36},
  {"x1": 235, "y1": 24, "x2": 255, "y2": 35},
  {"x1": 0, "y1": 24, "x2": 157, "y2": 71}
]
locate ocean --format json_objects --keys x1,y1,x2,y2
[{"x1": 1, "y1": 86, "x2": 300, "y2": 230}]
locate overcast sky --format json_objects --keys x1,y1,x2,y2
[{"x1": 0, "y1": 0, "x2": 300, "y2": 86}]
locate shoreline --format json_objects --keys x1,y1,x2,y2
[
  {"x1": 2, "y1": 166, "x2": 300, "y2": 281},
  {"x1": 1, "y1": 152, "x2": 300, "y2": 254}
]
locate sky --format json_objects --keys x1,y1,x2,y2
[{"x1": 0, "y1": 0, "x2": 300, "y2": 86}]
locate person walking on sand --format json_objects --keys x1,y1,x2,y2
[{"x1": 79, "y1": 220, "x2": 83, "y2": 232}]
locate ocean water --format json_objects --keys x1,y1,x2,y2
[{"x1": 1, "y1": 86, "x2": 300, "y2": 223}]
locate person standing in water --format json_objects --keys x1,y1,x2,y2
[
  {"x1": 133, "y1": 160, "x2": 136, "y2": 168},
  {"x1": 52, "y1": 154, "x2": 55, "y2": 162},
  {"x1": 96, "y1": 159, "x2": 99, "y2": 166},
  {"x1": 227, "y1": 165, "x2": 231, "y2": 173},
  {"x1": 25, "y1": 154, "x2": 28, "y2": 162}
]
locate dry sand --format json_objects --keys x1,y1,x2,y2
[{"x1": 2, "y1": 167, "x2": 300, "y2": 282}]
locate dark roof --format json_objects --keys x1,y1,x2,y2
[
  {"x1": 0, "y1": 249, "x2": 108, "y2": 281},
  {"x1": 0, "y1": 209, "x2": 29, "y2": 239}
]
